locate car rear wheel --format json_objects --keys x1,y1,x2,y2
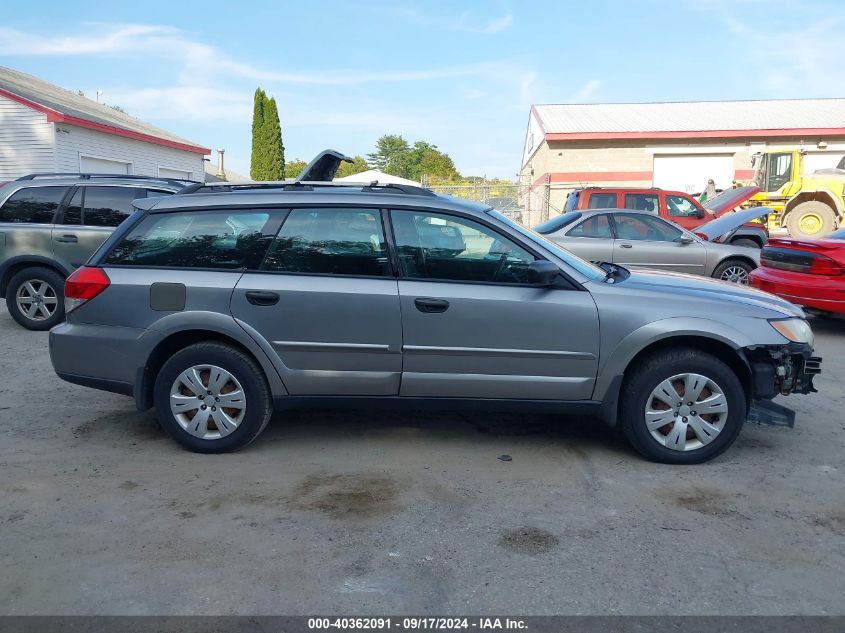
[
  {"x1": 153, "y1": 342, "x2": 273, "y2": 453},
  {"x1": 619, "y1": 348, "x2": 746, "y2": 464},
  {"x1": 712, "y1": 259, "x2": 754, "y2": 284},
  {"x1": 5, "y1": 267, "x2": 66, "y2": 331},
  {"x1": 786, "y1": 201, "x2": 836, "y2": 239}
]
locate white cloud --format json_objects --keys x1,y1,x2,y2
[
  {"x1": 97, "y1": 86, "x2": 253, "y2": 122},
  {"x1": 480, "y1": 14, "x2": 514, "y2": 34},
  {"x1": 573, "y1": 79, "x2": 602, "y2": 102}
]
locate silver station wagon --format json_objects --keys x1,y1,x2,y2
[{"x1": 49, "y1": 152, "x2": 821, "y2": 463}]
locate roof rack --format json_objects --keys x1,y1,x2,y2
[
  {"x1": 176, "y1": 180, "x2": 436, "y2": 197},
  {"x1": 15, "y1": 173, "x2": 200, "y2": 186}
]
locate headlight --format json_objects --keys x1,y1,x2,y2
[{"x1": 769, "y1": 318, "x2": 814, "y2": 345}]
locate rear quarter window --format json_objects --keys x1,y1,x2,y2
[
  {"x1": 0, "y1": 186, "x2": 69, "y2": 224},
  {"x1": 104, "y1": 210, "x2": 280, "y2": 269}
]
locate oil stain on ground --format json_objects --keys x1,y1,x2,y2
[
  {"x1": 288, "y1": 472, "x2": 403, "y2": 519},
  {"x1": 499, "y1": 526, "x2": 559, "y2": 555}
]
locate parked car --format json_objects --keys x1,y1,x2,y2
[
  {"x1": 48, "y1": 151, "x2": 821, "y2": 464},
  {"x1": 750, "y1": 229, "x2": 845, "y2": 316},
  {"x1": 535, "y1": 208, "x2": 768, "y2": 284},
  {"x1": 0, "y1": 174, "x2": 190, "y2": 330},
  {"x1": 564, "y1": 186, "x2": 768, "y2": 248}
]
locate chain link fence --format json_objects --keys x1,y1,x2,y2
[{"x1": 426, "y1": 178, "x2": 581, "y2": 227}]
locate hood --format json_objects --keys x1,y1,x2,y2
[
  {"x1": 702, "y1": 185, "x2": 761, "y2": 215},
  {"x1": 696, "y1": 206, "x2": 772, "y2": 241},
  {"x1": 618, "y1": 269, "x2": 804, "y2": 318}
]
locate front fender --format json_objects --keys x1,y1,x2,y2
[{"x1": 593, "y1": 316, "x2": 756, "y2": 401}]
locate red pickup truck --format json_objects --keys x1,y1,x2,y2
[{"x1": 564, "y1": 186, "x2": 768, "y2": 248}]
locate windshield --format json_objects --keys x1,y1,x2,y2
[
  {"x1": 488, "y1": 210, "x2": 605, "y2": 280},
  {"x1": 534, "y1": 212, "x2": 582, "y2": 234},
  {"x1": 752, "y1": 154, "x2": 765, "y2": 189}
]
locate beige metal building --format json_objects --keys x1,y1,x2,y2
[{"x1": 520, "y1": 99, "x2": 845, "y2": 224}]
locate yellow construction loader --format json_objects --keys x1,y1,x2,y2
[{"x1": 748, "y1": 149, "x2": 845, "y2": 238}]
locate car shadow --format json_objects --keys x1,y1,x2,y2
[
  {"x1": 258, "y1": 407, "x2": 636, "y2": 459},
  {"x1": 808, "y1": 314, "x2": 845, "y2": 334}
]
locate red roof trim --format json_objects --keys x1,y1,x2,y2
[
  {"x1": 545, "y1": 128, "x2": 845, "y2": 141},
  {"x1": 532, "y1": 171, "x2": 653, "y2": 186},
  {"x1": 0, "y1": 87, "x2": 210, "y2": 155}
]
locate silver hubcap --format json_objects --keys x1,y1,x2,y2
[
  {"x1": 169, "y1": 365, "x2": 246, "y2": 440},
  {"x1": 16, "y1": 279, "x2": 58, "y2": 320},
  {"x1": 644, "y1": 373, "x2": 729, "y2": 452},
  {"x1": 720, "y1": 266, "x2": 749, "y2": 284}
]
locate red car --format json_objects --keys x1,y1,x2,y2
[{"x1": 749, "y1": 228, "x2": 845, "y2": 315}]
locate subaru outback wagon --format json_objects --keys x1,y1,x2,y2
[
  {"x1": 0, "y1": 174, "x2": 189, "y2": 330},
  {"x1": 49, "y1": 152, "x2": 821, "y2": 463}
]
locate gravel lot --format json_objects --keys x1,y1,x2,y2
[{"x1": 1, "y1": 304, "x2": 843, "y2": 615}]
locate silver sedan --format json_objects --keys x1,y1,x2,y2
[{"x1": 535, "y1": 208, "x2": 762, "y2": 283}]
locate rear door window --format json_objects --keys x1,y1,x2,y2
[
  {"x1": 567, "y1": 214, "x2": 613, "y2": 238},
  {"x1": 81, "y1": 186, "x2": 145, "y2": 227},
  {"x1": 105, "y1": 210, "x2": 280, "y2": 269},
  {"x1": 262, "y1": 208, "x2": 390, "y2": 277},
  {"x1": 623, "y1": 193, "x2": 659, "y2": 213},
  {"x1": 586, "y1": 192, "x2": 618, "y2": 209},
  {"x1": 0, "y1": 186, "x2": 69, "y2": 224}
]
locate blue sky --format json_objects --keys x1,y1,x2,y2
[{"x1": 2, "y1": 0, "x2": 844, "y2": 178}]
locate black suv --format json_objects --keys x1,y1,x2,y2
[{"x1": 0, "y1": 174, "x2": 189, "y2": 329}]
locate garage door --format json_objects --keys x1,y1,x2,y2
[
  {"x1": 159, "y1": 167, "x2": 193, "y2": 180},
  {"x1": 80, "y1": 156, "x2": 131, "y2": 175},
  {"x1": 652, "y1": 154, "x2": 734, "y2": 194}
]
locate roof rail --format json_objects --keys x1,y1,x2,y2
[
  {"x1": 15, "y1": 173, "x2": 200, "y2": 186},
  {"x1": 176, "y1": 180, "x2": 436, "y2": 197}
]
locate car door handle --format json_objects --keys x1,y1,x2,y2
[
  {"x1": 619, "y1": 243, "x2": 633, "y2": 248},
  {"x1": 245, "y1": 291, "x2": 280, "y2": 306},
  {"x1": 414, "y1": 297, "x2": 450, "y2": 313},
  {"x1": 55, "y1": 234, "x2": 78, "y2": 243}
]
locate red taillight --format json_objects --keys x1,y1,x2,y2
[
  {"x1": 64, "y1": 267, "x2": 110, "y2": 311},
  {"x1": 809, "y1": 253, "x2": 844, "y2": 276}
]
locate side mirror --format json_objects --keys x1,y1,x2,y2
[
  {"x1": 695, "y1": 209, "x2": 706, "y2": 219},
  {"x1": 527, "y1": 260, "x2": 560, "y2": 286},
  {"x1": 677, "y1": 235, "x2": 695, "y2": 245}
]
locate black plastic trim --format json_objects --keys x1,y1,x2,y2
[{"x1": 56, "y1": 372, "x2": 134, "y2": 397}]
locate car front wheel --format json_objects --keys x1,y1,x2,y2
[
  {"x1": 712, "y1": 259, "x2": 754, "y2": 284},
  {"x1": 153, "y1": 342, "x2": 273, "y2": 453},
  {"x1": 619, "y1": 348, "x2": 746, "y2": 464}
]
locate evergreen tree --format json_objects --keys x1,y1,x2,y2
[
  {"x1": 262, "y1": 96, "x2": 285, "y2": 180},
  {"x1": 250, "y1": 88, "x2": 266, "y2": 180}
]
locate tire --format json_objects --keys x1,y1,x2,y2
[
  {"x1": 153, "y1": 342, "x2": 273, "y2": 453},
  {"x1": 712, "y1": 258, "x2": 754, "y2": 284},
  {"x1": 619, "y1": 348, "x2": 747, "y2": 464},
  {"x1": 785, "y1": 201, "x2": 837, "y2": 239},
  {"x1": 5, "y1": 266, "x2": 66, "y2": 331},
  {"x1": 729, "y1": 238, "x2": 760, "y2": 249}
]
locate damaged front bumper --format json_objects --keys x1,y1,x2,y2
[{"x1": 743, "y1": 342, "x2": 822, "y2": 427}]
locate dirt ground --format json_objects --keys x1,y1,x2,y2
[{"x1": 1, "y1": 305, "x2": 843, "y2": 615}]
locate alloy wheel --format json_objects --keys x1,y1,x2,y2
[
  {"x1": 644, "y1": 373, "x2": 729, "y2": 452},
  {"x1": 169, "y1": 364, "x2": 247, "y2": 440},
  {"x1": 16, "y1": 279, "x2": 58, "y2": 321},
  {"x1": 719, "y1": 266, "x2": 749, "y2": 284}
]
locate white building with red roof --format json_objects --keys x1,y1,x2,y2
[
  {"x1": 0, "y1": 65, "x2": 210, "y2": 181},
  {"x1": 521, "y1": 99, "x2": 845, "y2": 216}
]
